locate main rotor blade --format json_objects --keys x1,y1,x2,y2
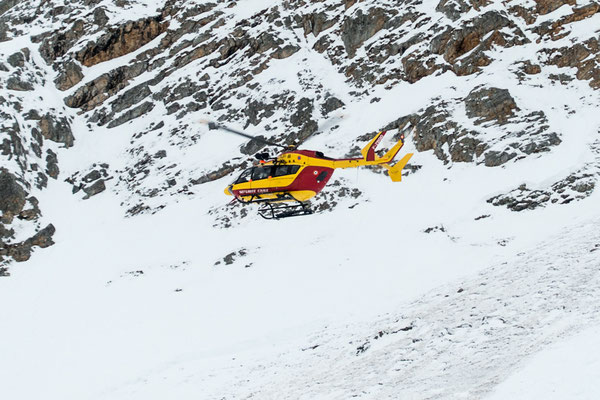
[
  {"x1": 203, "y1": 120, "x2": 288, "y2": 149},
  {"x1": 291, "y1": 113, "x2": 345, "y2": 150}
]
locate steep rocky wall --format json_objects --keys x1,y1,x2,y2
[{"x1": 0, "y1": 44, "x2": 72, "y2": 266}]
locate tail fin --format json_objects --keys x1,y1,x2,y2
[
  {"x1": 360, "y1": 130, "x2": 408, "y2": 164},
  {"x1": 360, "y1": 131, "x2": 387, "y2": 161},
  {"x1": 383, "y1": 153, "x2": 413, "y2": 182}
]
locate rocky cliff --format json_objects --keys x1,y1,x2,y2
[{"x1": 1, "y1": 0, "x2": 599, "y2": 267}]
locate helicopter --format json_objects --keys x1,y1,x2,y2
[{"x1": 206, "y1": 121, "x2": 414, "y2": 219}]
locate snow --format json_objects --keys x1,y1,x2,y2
[
  {"x1": 487, "y1": 325, "x2": 600, "y2": 400},
  {"x1": 1, "y1": 1, "x2": 600, "y2": 399}
]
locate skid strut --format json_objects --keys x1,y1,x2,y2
[{"x1": 258, "y1": 201, "x2": 313, "y2": 220}]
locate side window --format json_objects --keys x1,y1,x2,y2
[
  {"x1": 252, "y1": 166, "x2": 272, "y2": 181},
  {"x1": 273, "y1": 165, "x2": 300, "y2": 177},
  {"x1": 235, "y1": 168, "x2": 253, "y2": 184}
]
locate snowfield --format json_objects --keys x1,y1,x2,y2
[{"x1": 1, "y1": 140, "x2": 599, "y2": 399}]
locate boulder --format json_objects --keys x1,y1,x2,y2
[
  {"x1": 25, "y1": 224, "x2": 55, "y2": 249},
  {"x1": 39, "y1": 114, "x2": 74, "y2": 147},
  {"x1": 7, "y1": 51, "x2": 25, "y2": 68},
  {"x1": 83, "y1": 179, "x2": 106, "y2": 198}
]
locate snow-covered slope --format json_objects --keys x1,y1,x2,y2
[{"x1": 1, "y1": 0, "x2": 599, "y2": 399}]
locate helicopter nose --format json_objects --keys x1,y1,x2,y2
[{"x1": 224, "y1": 185, "x2": 233, "y2": 196}]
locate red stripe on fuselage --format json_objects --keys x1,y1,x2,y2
[{"x1": 231, "y1": 166, "x2": 334, "y2": 199}]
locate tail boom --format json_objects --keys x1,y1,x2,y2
[{"x1": 330, "y1": 130, "x2": 413, "y2": 181}]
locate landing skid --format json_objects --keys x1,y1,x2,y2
[{"x1": 258, "y1": 201, "x2": 313, "y2": 220}]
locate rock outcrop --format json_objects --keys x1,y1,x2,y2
[
  {"x1": 0, "y1": 169, "x2": 26, "y2": 224},
  {"x1": 75, "y1": 16, "x2": 168, "y2": 67}
]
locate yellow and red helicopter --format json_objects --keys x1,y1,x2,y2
[{"x1": 207, "y1": 121, "x2": 413, "y2": 219}]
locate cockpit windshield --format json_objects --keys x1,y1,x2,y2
[{"x1": 234, "y1": 168, "x2": 253, "y2": 184}]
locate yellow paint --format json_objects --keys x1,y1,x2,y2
[
  {"x1": 288, "y1": 190, "x2": 316, "y2": 202},
  {"x1": 383, "y1": 153, "x2": 413, "y2": 182}
]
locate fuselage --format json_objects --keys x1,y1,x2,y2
[
  {"x1": 224, "y1": 130, "x2": 411, "y2": 204},
  {"x1": 225, "y1": 150, "x2": 335, "y2": 203}
]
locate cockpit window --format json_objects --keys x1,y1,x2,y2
[
  {"x1": 252, "y1": 166, "x2": 272, "y2": 181},
  {"x1": 273, "y1": 165, "x2": 300, "y2": 177},
  {"x1": 235, "y1": 168, "x2": 253, "y2": 184}
]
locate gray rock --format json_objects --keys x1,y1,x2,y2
[
  {"x1": 429, "y1": 10, "x2": 529, "y2": 77},
  {"x1": 38, "y1": 19, "x2": 87, "y2": 63},
  {"x1": 83, "y1": 179, "x2": 106, "y2": 198},
  {"x1": 7, "y1": 51, "x2": 25, "y2": 68},
  {"x1": 341, "y1": 8, "x2": 387, "y2": 58},
  {"x1": 302, "y1": 11, "x2": 336, "y2": 37},
  {"x1": 191, "y1": 162, "x2": 239, "y2": 185},
  {"x1": 54, "y1": 61, "x2": 83, "y2": 91},
  {"x1": 107, "y1": 101, "x2": 154, "y2": 128},
  {"x1": 93, "y1": 7, "x2": 109, "y2": 26},
  {"x1": 0, "y1": 0, "x2": 19, "y2": 16},
  {"x1": 4, "y1": 224, "x2": 56, "y2": 262},
  {"x1": 6, "y1": 76, "x2": 34, "y2": 91},
  {"x1": 83, "y1": 169, "x2": 102, "y2": 183},
  {"x1": 243, "y1": 99, "x2": 277, "y2": 127},
  {"x1": 0, "y1": 20, "x2": 7, "y2": 42},
  {"x1": 321, "y1": 96, "x2": 345, "y2": 115},
  {"x1": 18, "y1": 196, "x2": 41, "y2": 221},
  {"x1": 464, "y1": 87, "x2": 518, "y2": 125},
  {"x1": 75, "y1": 16, "x2": 168, "y2": 67},
  {"x1": 271, "y1": 44, "x2": 300, "y2": 59},
  {"x1": 39, "y1": 114, "x2": 74, "y2": 147},
  {"x1": 24, "y1": 109, "x2": 41, "y2": 120},
  {"x1": 156, "y1": 79, "x2": 204, "y2": 104},
  {"x1": 436, "y1": 0, "x2": 487, "y2": 21},
  {"x1": 239, "y1": 135, "x2": 269, "y2": 155},
  {"x1": 45, "y1": 149, "x2": 59, "y2": 179},
  {"x1": 110, "y1": 83, "x2": 151, "y2": 114},
  {"x1": 0, "y1": 168, "x2": 26, "y2": 224},
  {"x1": 484, "y1": 150, "x2": 517, "y2": 167},
  {"x1": 65, "y1": 62, "x2": 149, "y2": 111},
  {"x1": 24, "y1": 224, "x2": 55, "y2": 249},
  {"x1": 488, "y1": 171, "x2": 596, "y2": 211},
  {"x1": 0, "y1": 220, "x2": 14, "y2": 239}
]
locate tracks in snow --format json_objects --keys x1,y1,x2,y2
[{"x1": 207, "y1": 216, "x2": 600, "y2": 399}]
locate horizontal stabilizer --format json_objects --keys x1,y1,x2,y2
[{"x1": 384, "y1": 153, "x2": 413, "y2": 182}]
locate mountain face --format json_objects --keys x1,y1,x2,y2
[
  {"x1": 0, "y1": 0, "x2": 599, "y2": 398},
  {"x1": 1, "y1": 0, "x2": 598, "y2": 265}
]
